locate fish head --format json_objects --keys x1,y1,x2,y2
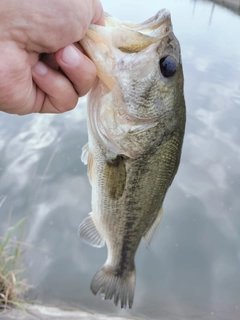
[{"x1": 80, "y1": 10, "x2": 185, "y2": 158}]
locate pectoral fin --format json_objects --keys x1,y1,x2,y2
[
  {"x1": 143, "y1": 208, "x2": 163, "y2": 246},
  {"x1": 78, "y1": 213, "x2": 105, "y2": 248},
  {"x1": 81, "y1": 143, "x2": 94, "y2": 185},
  {"x1": 81, "y1": 143, "x2": 89, "y2": 165}
]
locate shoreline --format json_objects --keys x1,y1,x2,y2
[
  {"x1": 206, "y1": 0, "x2": 240, "y2": 13},
  {"x1": 0, "y1": 304, "x2": 137, "y2": 320}
]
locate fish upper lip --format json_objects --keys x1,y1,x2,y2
[
  {"x1": 133, "y1": 9, "x2": 171, "y2": 33},
  {"x1": 87, "y1": 8, "x2": 172, "y2": 37},
  {"x1": 82, "y1": 8, "x2": 172, "y2": 53}
]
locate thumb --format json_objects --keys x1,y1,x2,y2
[{"x1": 55, "y1": 44, "x2": 97, "y2": 97}]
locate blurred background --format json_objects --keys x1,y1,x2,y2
[{"x1": 0, "y1": 0, "x2": 240, "y2": 319}]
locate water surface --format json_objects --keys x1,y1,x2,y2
[{"x1": 0, "y1": 0, "x2": 240, "y2": 319}]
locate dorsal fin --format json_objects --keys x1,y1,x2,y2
[{"x1": 143, "y1": 208, "x2": 163, "y2": 246}]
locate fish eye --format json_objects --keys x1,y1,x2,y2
[{"x1": 159, "y1": 56, "x2": 177, "y2": 78}]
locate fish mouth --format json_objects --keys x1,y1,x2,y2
[
  {"x1": 104, "y1": 9, "x2": 171, "y2": 37},
  {"x1": 80, "y1": 9, "x2": 172, "y2": 89}
]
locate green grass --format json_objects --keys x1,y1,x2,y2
[{"x1": 0, "y1": 217, "x2": 29, "y2": 310}]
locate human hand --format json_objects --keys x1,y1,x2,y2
[{"x1": 0, "y1": 0, "x2": 104, "y2": 115}]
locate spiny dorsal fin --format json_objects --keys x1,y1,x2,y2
[
  {"x1": 81, "y1": 143, "x2": 94, "y2": 185},
  {"x1": 78, "y1": 213, "x2": 105, "y2": 248},
  {"x1": 143, "y1": 208, "x2": 163, "y2": 246}
]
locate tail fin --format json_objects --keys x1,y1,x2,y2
[{"x1": 90, "y1": 264, "x2": 136, "y2": 309}]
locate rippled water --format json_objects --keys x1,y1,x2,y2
[{"x1": 0, "y1": 0, "x2": 240, "y2": 319}]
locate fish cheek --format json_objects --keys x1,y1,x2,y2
[{"x1": 104, "y1": 156, "x2": 126, "y2": 200}]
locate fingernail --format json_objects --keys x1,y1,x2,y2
[
  {"x1": 62, "y1": 45, "x2": 79, "y2": 66},
  {"x1": 32, "y1": 61, "x2": 48, "y2": 75}
]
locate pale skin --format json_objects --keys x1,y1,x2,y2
[{"x1": 0, "y1": 0, "x2": 104, "y2": 115}]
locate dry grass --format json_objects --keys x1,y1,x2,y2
[{"x1": 0, "y1": 218, "x2": 29, "y2": 310}]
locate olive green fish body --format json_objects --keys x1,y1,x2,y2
[
  {"x1": 93, "y1": 125, "x2": 184, "y2": 257},
  {"x1": 79, "y1": 9, "x2": 186, "y2": 308}
]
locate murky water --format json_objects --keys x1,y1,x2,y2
[{"x1": 0, "y1": 0, "x2": 240, "y2": 319}]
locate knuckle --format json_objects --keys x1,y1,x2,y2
[{"x1": 56, "y1": 90, "x2": 78, "y2": 113}]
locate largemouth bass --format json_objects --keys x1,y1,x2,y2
[{"x1": 79, "y1": 9, "x2": 186, "y2": 309}]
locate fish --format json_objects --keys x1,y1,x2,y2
[{"x1": 78, "y1": 9, "x2": 186, "y2": 309}]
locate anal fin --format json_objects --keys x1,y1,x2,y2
[
  {"x1": 143, "y1": 208, "x2": 163, "y2": 246},
  {"x1": 78, "y1": 213, "x2": 105, "y2": 248}
]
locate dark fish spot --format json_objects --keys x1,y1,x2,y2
[
  {"x1": 105, "y1": 156, "x2": 126, "y2": 200},
  {"x1": 116, "y1": 222, "x2": 135, "y2": 277}
]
